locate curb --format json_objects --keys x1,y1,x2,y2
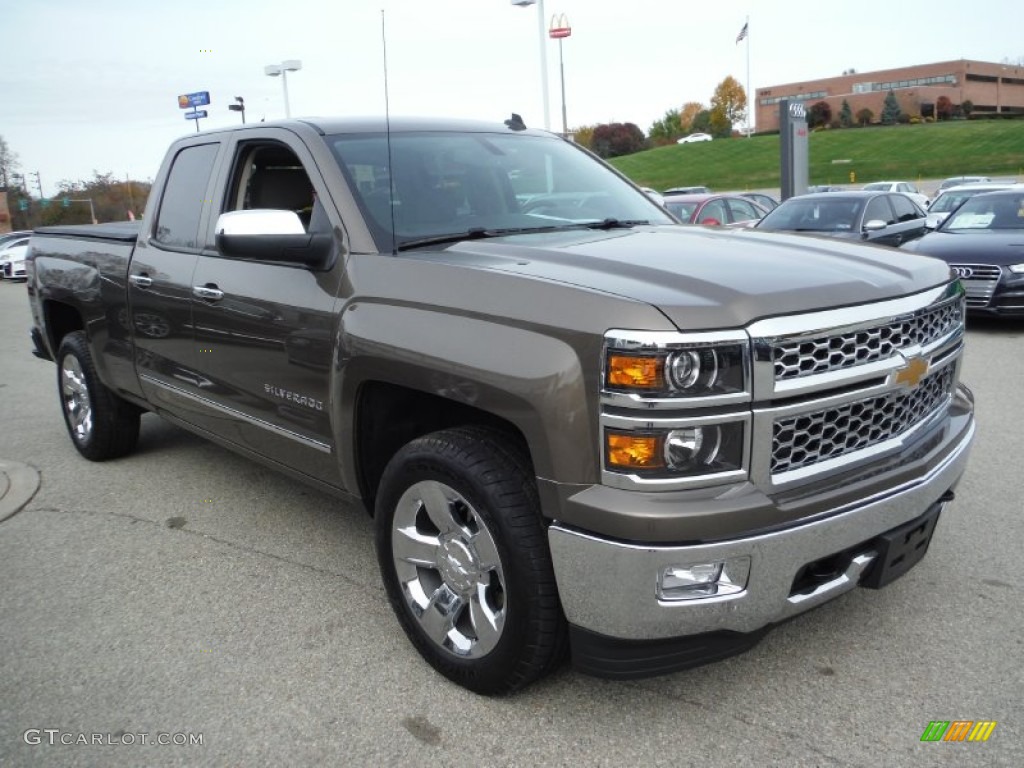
[{"x1": 0, "y1": 460, "x2": 41, "y2": 523}]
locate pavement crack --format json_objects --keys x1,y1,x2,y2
[{"x1": 33, "y1": 506, "x2": 381, "y2": 593}]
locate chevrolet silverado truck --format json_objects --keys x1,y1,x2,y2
[{"x1": 26, "y1": 117, "x2": 975, "y2": 694}]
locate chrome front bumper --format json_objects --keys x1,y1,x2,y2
[{"x1": 549, "y1": 413, "x2": 975, "y2": 643}]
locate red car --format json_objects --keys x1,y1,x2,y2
[{"x1": 662, "y1": 193, "x2": 768, "y2": 228}]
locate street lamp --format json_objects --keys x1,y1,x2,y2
[
  {"x1": 264, "y1": 60, "x2": 302, "y2": 118},
  {"x1": 228, "y1": 96, "x2": 246, "y2": 124},
  {"x1": 511, "y1": 0, "x2": 551, "y2": 131}
]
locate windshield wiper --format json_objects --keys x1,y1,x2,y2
[
  {"x1": 582, "y1": 218, "x2": 650, "y2": 230},
  {"x1": 395, "y1": 220, "x2": 651, "y2": 251}
]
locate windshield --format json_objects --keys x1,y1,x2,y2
[
  {"x1": 327, "y1": 131, "x2": 672, "y2": 250},
  {"x1": 942, "y1": 192, "x2": 1024, "y2": 232},
  {"x1": 758, "y1": 198, "x2": 864, "y2": 232}
]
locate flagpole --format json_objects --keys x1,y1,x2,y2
[{"x1": 745, "y1": 15, "x2": 751, "y2": 137}]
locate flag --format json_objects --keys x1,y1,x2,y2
[{"x1": 735, "y1": 22, "x2": 748, "y2": 44}]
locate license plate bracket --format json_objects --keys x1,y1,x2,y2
[{"x1": 860, "y1": 501, "x2": 943, "y2": 589}]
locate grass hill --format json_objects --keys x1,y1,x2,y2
[{"x1": 608, "y1": 120, "x2": 1024, "y2": 192}]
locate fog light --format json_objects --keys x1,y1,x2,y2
[{"x1": 657, "y1": 556, "x2": 751, "y2": 601}]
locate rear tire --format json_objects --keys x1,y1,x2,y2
[
  {"x1": 56, "y1": 331, "x2": 140, "y2": 461},
  {"x1": 375, "y1": 426, "x2": 567, "y2": 694}
]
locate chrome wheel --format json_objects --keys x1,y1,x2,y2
[
  {"x1": 61, "y1": 355, "x2": 93, "y2": 442},
  {"x1": 391, "y1": 480, "x2": 506, "y2": 659}
]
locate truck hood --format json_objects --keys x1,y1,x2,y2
[{"x1": 434, "y1": 226, "x2": 951, "y2": 329}]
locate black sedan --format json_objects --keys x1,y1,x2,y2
[
  {"x1": 755, "y1": 191, "x2": 927, "y2": 247},
  {"x1": 901, "y1": 189, "x2": 1024, "y2": 317}
]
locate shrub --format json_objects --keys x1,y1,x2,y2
[
  {"x1": 909, "y1": 115, "x2": 921, "y2": 124},
  {"x1": 897, "y1": 113, "x2": 911, "y2": 124},
  {"x1": 856, "y1": 107, "x2": 874, "y2": 126}
]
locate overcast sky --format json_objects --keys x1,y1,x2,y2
[{"x1": 3, "y1": 0, "x2": 1021, "y2": 195}]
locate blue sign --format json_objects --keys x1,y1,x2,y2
[
  {"x1": 178, "y1": 91, "x2": 211, "y2": 109},
  {"x1": 184, "y1": 110, "x2": 208, "y2": 120}
]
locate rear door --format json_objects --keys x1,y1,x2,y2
[
  {"x1": 129, "y1": 141, "x2": 223, "y2": 410},
  {"x1": 186, "y1": 128, "x2": 346, "y2": 484}
]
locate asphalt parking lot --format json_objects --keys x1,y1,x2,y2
[{"x1": 0, "y1": 280, "x2": 1021, "y2": 767}]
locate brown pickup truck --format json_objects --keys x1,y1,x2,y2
[{"x1": 25, "y1": 117, "x2": 975, "y2": 694}]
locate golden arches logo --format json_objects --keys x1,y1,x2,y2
[{"x1": 548, "y1": 14, "x2": 571, "y2": 38}]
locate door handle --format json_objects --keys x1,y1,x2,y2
[
  {"x1": 193, "y1": 285, "x2": 224, "y2": 301},
  {"x1": 128, "y1": 274, "x2": 153, "y2": 288}
]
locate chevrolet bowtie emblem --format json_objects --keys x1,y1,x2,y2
[{"x1": 892, "y1": 356, "x2": 929, "y2": 388}]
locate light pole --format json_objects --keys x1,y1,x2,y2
[
  {"x1": 264, "y1": 60, "x2": 302, "y2": 118},
  {"x1": 511, "y1": 0, "x2": 551, "y2": 131},
  {"x1": 548, "y1": 13, "x2": 571, "y2": 136},
  {"x1": 228, "y1": 96, "x2": 246, "y2": 124}
]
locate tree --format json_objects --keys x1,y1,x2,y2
[
  {"x1": 0, "y1": 135, "x2": 20, "y2": 190},
  {"x1": 856, "y1": 107, "x2": 874, "y2": 126},
  {"x1": 31, "y1": 172, "x2": 151, "y2": 227},
  {"x1": 839, "y1": 99, "x2": 854, "y2": 128},
  {"x1": 589, "y1": 123, "x2": 647, "y2": 158},
  {"x1": 571, "y1": 124, "x2": 597, "y2": 150},
  {"x1": 961, "y1": 99, "x2": 974, "y2": 118},
  {"x1": 935, "y1": 96, "x2": 954, "y2": 121},
  {"x1": 808, "y1": 101, "x2": 833, "y2": 129},
  {"x1": 880, "y1": 91, "x2": 902, "y2": 125},
  {"x1": 709, "y1": 76, "x2": 747, "y2": 137},
  {"x1": 679, "y1": 102, "x2": 705, "y2": 134},
  {"x1": 648, "y1": 110, "x2": 683, "y2": 146},
  {"x1": 690, "y1": 109, "x2": 713, "y2": 135}
]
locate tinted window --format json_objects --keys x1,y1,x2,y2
[
  {"x1": 890, "y1": 194, "x2": 922, "y2": 222},
  {"x1": 864, "y1": 196, "x2": 895, "y2": 225},
  {"x1": 154, "y1": 143, "x2": 219, "y2": 249}
]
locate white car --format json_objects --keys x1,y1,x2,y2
[
  {"x1": 925, "y1": 182, "x2": 1023, "y2": 229},
  {"x1": 676, "y1": 132, "x2": 713, "y2": 144},
  {"x1": 0, "y1": 237, "x2": 30, "y2": 280},
  {"x1": 862, "y1": 181, "x2": 929, "y2": 210}
]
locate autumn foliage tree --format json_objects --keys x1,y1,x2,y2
[
  {"x1": 590, "y1": 122, "x2": 647, "y2": 158},
  {"x1": 936, "y1": 95, "x2": 954, "y2": 120},
  {"x1": 709, "y1": 76, "x2": 747, "y2": 137},
  {"x1": 678, "y1": 102, "x2": 705, "y2": 134},
  {"x1": 808, "y1": 101, "x2": 833, "y2": 128},
  {"x1": 648, "y1": 110, "x2": 683, "y2": 146}
]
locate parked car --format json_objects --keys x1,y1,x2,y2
[
  {"x1": 901, "y1": 188, "x2": 1024, "y2": 316},
  {"x1": 676, "y1": 132, "x2": 713, "y2": 144},
  {"x1": 924, "y1": 182, "x2": 1022, "y2": 229},
  {"x1": 806, "y1": 185, "x2": 844, "y2": 193},
  {"x1": 862, "y1": 181, "x2": 930, "y2": 209},
  {"x1": 0, "y1": 230, "x2": 32, "y2": 250},
  {"x1": 938, "y1": 175, "x2": 991, "y2": 191},
  {"x1": 737, "y1": 192, "x2": 779, "y2": 212},
  {"x1": 755, "y1": 191, "x2": 928, "y2": 247},
  {"x1": 663, "y1": 193, "x2": 768, "y2": 227},
  {"x1": 0, "y1": 236, "x2": 30, "y2": 280},
  {"x1": 663, "y1": 185, "x2": 711, "y2": 195}
]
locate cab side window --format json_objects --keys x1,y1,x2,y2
[
  {"x1": 864, "y1": 196, "x2": 895, "y2": 226},
  {"x1": 226, "y1": 143, "x2": 321, "y2": 232},
  {"x1": 154, "y1": 143, "x2": 220, "y2": 249}
]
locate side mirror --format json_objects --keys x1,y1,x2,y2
[
  {"x1": 863, "y1": 219, "x2": 887, "y2": 232},
  {"x1": 214, "y1": 210, "x2": 334, "y2": 270}
]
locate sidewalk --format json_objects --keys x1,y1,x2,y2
[{"x1": 0, "y1": 460, "x2": 40, "y2": 523}]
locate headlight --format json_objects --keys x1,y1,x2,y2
[
  {"x1": 1009, "y1": 263, "x2": 1024, "y2": 274},
  {"x1": 605, "y1": 343, "x2": 747, "y2": 397},
  {"x1": 605, "y1": 421, "x2": 746, "y2": 478}
]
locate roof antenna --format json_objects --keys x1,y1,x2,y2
[
  {"x1": 505, "y1": 113, "x2": 527, "y2": 131},
  {"x1": 382, "y1": 9, "x2": 398, "y2": 256}
]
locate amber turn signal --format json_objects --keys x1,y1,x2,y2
[
  {"x1": 607, "y1": 354, "x2": 663, "y2": 389},
  {"x1": 606, "y1": 432, "x2": 665, "y2": 470}
]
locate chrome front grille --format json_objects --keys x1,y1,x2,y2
[
  {"x1": 771, "y1": 365, "x2": 954, "y2": 475},
  {"x1": 772, "y1": 297, "x2": 963, "y2": 381},
  {"x1": 952, "y1": 264, "x2": 1001, "y2": 308}
]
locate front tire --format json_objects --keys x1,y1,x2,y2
[
  {"x1": 57, "y1": 331, "x2": 140, "y2": 461},
  {"x1": 375, "y1": 427, "x2": 567, "y2": 694}
]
